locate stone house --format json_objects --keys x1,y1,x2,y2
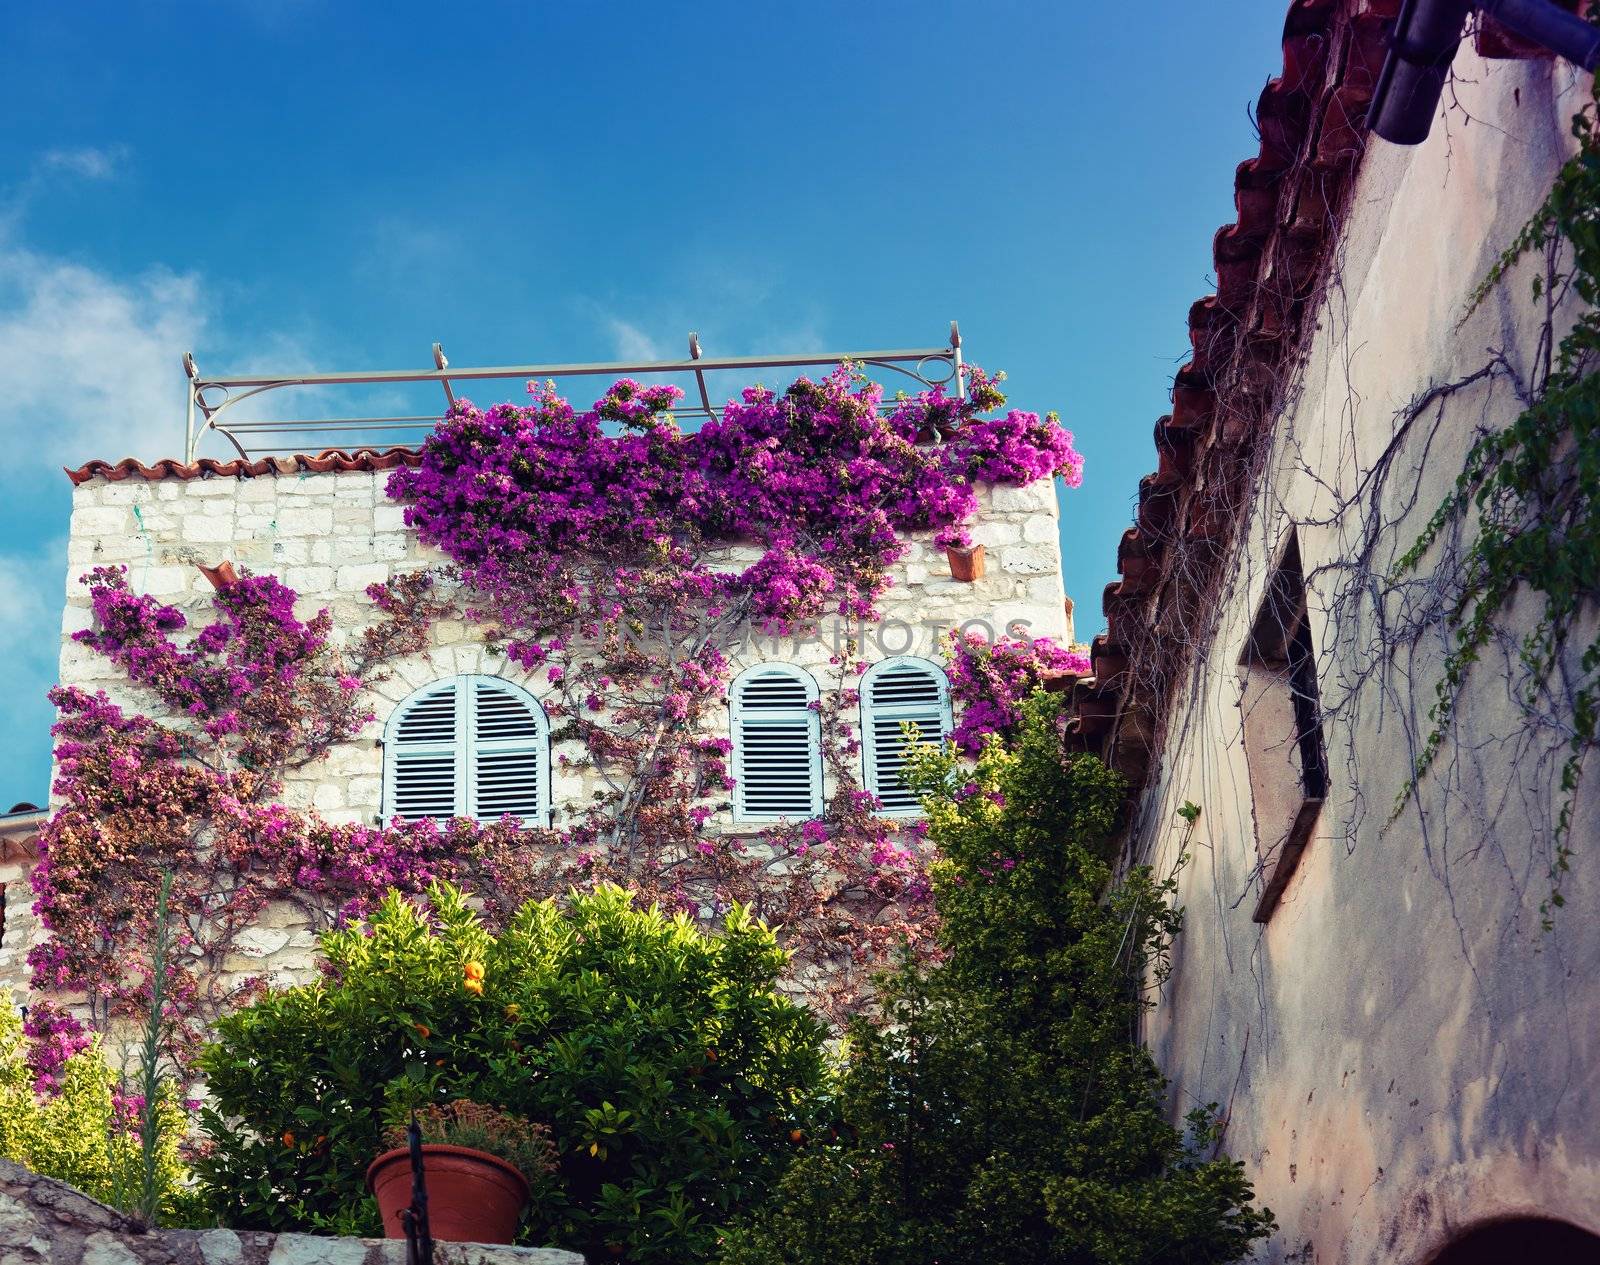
[
  {"x1": 19, "y1": 452, "x2": 1070, "y2": 996},
  {"x1": 1052, "y1": 1, "x2": 1600, "y2": 1261}
]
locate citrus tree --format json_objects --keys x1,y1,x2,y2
[{"x1": 196, "y1": 881, "x2": 831, "y2": 1262}]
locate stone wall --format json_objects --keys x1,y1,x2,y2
[
  {"x1": 0, "y1": 848, "x2": 40, "y2": 1011},
  {"x1": 0, "y1": 1158, "x2": 581, "y2": 1265},
  {"x1": 1132, "y1": 49, "x2": 1600, "y2": 1265},
  {"x1": 35, "y1": 466, "x2": 1070, "y2": 997}
]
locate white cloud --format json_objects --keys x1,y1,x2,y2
[
  {"x1": 0, "y1": 242, "x2": 206, "y2": 466},
  {"x1": 38, "y1": 146, "x2": 127, "y2": 182},
  {"x1": 604, "y1": 317, "x2": 662, "y2": 362},
  {"x1": 0, "y1": 147, "x2": 256, "y2": 799}
]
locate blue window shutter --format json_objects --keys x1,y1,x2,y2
[
  {"x1": 383, "y1": 674, "x2": 550, "y2": 826},
  {"x1": 731, "y1": 664, "x2": 823, "y2": 821},
  {"x1": 466, "y1": 676, "x2": 550, "y2": 826},
  {"x1": 860, "y1": 657, "x2": 951, "y2": 816}
]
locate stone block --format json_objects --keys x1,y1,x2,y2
[
  {"x1": 181, "y1": 515, "x2": 235, "y2": 544},
  {"x1": 988, "y1": 481, "x2": 1058, "y2": 514},
  {"x1": 140, "y1": 566, "x2": 191, "y2": 596},
  {"x1": 276, "y1": 507, "x2": 334, "y2": 536},
  {"x1": 999, "y1": 544, "x2": 1058, "y2": 575},
  {"x1": 71, "y1": 506, "x2": 131, "y2": 535},
  {"x1": 1028, "y1": 575, "x2": 1066, "y2": 603},
  {"x1": 336, "y1": 563, "x2": 390, "y2": 593},
  {"x1": 373, "y1": 504, "x2": 409, "y2": 533},
  {"x1": 969, "y1": 520, "x2": 1020, "y2": 548},
  {"x1": 277, "y1": 477, "x2": 332, "y2": 498},
  {"x1": 99, "y1": 483, "x2": 153, "y2": 506},
  {"x1": 1023, "y1": 515, "x2": 1060, "y2": 544},
  {"x1": 266, "y1": 1234, "x2": 371, "y2": 1265},
  {"x1": 311, "y1": 782, "x2": 345, "y2": 812},
  {"x1": 237, "y1": 479, "x2": 277, "y2": 502},
  {"x1": 231, "y1": 927, "x2": 292, "y2": 959},
  {"x1": 284, "y1": 567, "x2": 334, "y2": 595},
  {"x1": 183, "y1": 479, "x2": 239, "y2": 498},
  {"x1": 0, "y1": 1189, "x2": 48, "y2": 1260}
]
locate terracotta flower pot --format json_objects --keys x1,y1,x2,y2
[
  {"x1": 946, "y1": 543, "x2": 985, "y2": 582},
  {"x1": 367, "y1": 1143, "x2": 530, "y2": 1244}
]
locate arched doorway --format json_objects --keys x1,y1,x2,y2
[{"x1": 1428, "y1": 1218, "x2": 1600, "y2": 1265}]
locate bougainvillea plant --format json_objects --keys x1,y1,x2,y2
[
  {"x1": 32, "y1": 364, "x2": 1083, "y2": 1063},
  {"x1": 944, "y1": 631, "x2": 1091, "y2": 756}
]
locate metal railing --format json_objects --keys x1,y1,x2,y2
[{"x1": 182, "y1": 323, "x2": 965, "y2": 462}]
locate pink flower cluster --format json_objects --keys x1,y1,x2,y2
[
  {"x1": 945, "y1": 632, "x2": 1091, "y2": 755},
  {"x1": 387, "y1": 365, "x2": 1081, "y2": 642},
  {"x1": 22, "y1": 1000, "x2": 90, "y2": 1095}
]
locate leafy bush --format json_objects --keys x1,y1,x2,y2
[
  {"x1": 196, "y1": 881, "x2": 832, "y2": 1261},
  {"x1": 721, "y1": 694, "x2": 1275, "y2": 1265},
  {"x1": 0, "y1": 999, "x2": 196, "y2": 1223},
  {"x1": 380, "y1": 1099, "x2": 558, "y2": 1190}
]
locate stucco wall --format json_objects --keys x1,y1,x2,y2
[
  {"x1": 1134, "y1": 52, "x2": 1599, "y2": 1264},
  {"x1": 41, "y1": 465, "x2": 1068, "y2": 995}
]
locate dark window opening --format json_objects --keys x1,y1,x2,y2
[
  {"x1": 1427, "y1": 1217, "x2": 1600, "y2": 1265},
  {"x1": 1239, "y1": 531, "x2": 1327, "y2": 922}
]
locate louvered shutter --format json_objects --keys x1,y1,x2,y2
[
  {"x1": 732, "y1": 666, "x2": 823, "y2": 821},
  {"x1": 467, "y1": 678, "x2": 549, "y2": 826},
  {"x1": 861, "y1": 658, "x2": 951, "y2": 815},
  {"x1": 387, "y1": 680, "x2": 463, "y2": 821},
  {"x1": 384, "y1": 675, "x2": 550, "y2": 826}
]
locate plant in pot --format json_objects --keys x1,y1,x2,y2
[{"x1": 368, "y1": 1099, "x2": 557, "y2": 1244}]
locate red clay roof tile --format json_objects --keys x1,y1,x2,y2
[{"x1": 65, "y1": 447, "x2": 423, "y2": 486}]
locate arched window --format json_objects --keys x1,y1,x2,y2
[
  {"x1": 860, "y1": 656, "x2": 952, "y2": 815},
  {"x1": 730, "y1": 664, "x2": 823, "y2": 821},
  {"x1": 382, "y1": 674, "x2": 550, "y2": 826},
  {"x1": 1426, "y1": 1218, "x2": 1600, "y2": 1265}
]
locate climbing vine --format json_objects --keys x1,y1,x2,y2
[
  {"x1": 1394, "y1": 75, "x2": 1600, "y2": 925},
  {"x1": 32, "y1": 365, "x2": 1084, "y2": 1060}
]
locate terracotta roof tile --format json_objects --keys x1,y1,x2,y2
[
  {"x1": 1065, "y1": 0, "x2": 1400, "y2": 788},
  {"x1": 65, "y1": 447, "x2": 423, "y2": 486}
]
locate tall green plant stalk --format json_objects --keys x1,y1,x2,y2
[{"x1": 133, "y1": 868, "x2": 175, "y2": 1225}]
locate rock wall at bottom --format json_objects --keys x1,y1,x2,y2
[{"x1": 0, "y1": 1159, "x2": 583, "y2": 1265}]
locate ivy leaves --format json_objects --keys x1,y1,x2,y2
[{"x1": 1395, "y1": 74, "x2": 1600, "y2": 927}]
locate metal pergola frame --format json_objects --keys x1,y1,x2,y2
[{"x1": 182, "y1": 323, "x2": 965, "y2": 462}]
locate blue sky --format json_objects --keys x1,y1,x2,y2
[{"x1": 0, "y1": 1, "x2": 1289, "y2": 802}]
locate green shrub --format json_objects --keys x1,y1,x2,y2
[
  {"x1": 721, "y1": 694, "x2": 1275, "y2": 1265},
  {"x1": 0, "y1": 1000, "x2": 196, "y2": 1223},
  {"x1": 196, "y1": 881, "x2": 832, "y2": 1262}
]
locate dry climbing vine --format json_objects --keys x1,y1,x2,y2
[{"x1": 1394, "y1": 75, "x2": 1600, "y2": 926}]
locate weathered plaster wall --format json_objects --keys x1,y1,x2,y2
[
  {"x1": 39, "y1": 466, "x2": 1068, "y2": 995},
  {"x1": 1135, "y1": 52, "x2": 1599, "y2": 1264}
]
